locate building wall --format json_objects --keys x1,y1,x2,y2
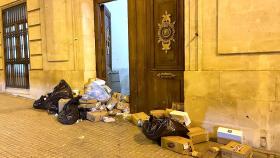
[
  {"x1": 184, "y1": 0, "x2": 280, "y2": 152},
  {"x1": 0, "y1": 0, "x2": 279, "y2": 153},
  {"x1": 0, "y1": 0, "x2": 96, "y2": 99}
]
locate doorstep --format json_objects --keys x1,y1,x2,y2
[{"x1": 4, "y1": 88, "x2": 32, "y2": 99}]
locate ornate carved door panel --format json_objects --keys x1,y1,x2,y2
[{"x1": 129, "y1": 0, "x2": 184, "y2": 112}]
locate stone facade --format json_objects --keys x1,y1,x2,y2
[
  {"x1": 184, "y1": 0, "x2": 280, "y2": 152},
  {"x1": 0, "y1": 0, "x2": 279, "y2": 153},
  {"x1": 0, "y1": 0, "x2": 96, "y2": 98}
]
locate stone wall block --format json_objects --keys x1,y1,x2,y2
[
  {"x1": 27, "y1": 0, "x2": 39, "y2": 11},
  {"x1": 220, "y1": 71, "x2": 276, "y2": 101},
  {"x1": 29, "y1": 25, "x2": 41, "y2": 40},
  {"x1": 184, "y1": 71, "x2": 220, "y2": 98},
  {"x1": 30, "y1": 55, "x2": 43, "y2": 70},
  {"x1": 28, "y1": 10, "x2": 40, "y2": 26}
]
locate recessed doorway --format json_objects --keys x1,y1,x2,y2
[
  {"x1": 94, "y1": 0, "x2": 130, "y2": 95},
  {"x1": 94, "y1": 0, "x2": 185, "y2": 113}
]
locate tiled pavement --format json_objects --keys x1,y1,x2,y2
[{"x1": 0, "y1": 93, "x2": 276, "y2": 158}]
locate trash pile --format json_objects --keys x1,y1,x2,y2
[
  {"x1": 130, "y1": 105, "x2": 254, "y2": 158},
  {"x1": 33, "y1": 79, "x2": 130, "y2": 125},
  {"x1": 33, "y1": 80, "x2": 254, "y2": 158}
]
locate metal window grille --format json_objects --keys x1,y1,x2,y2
[{"x1": 2, "y1": 3, "x2": 30, "y2": 89}]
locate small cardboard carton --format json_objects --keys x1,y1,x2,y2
[
  {"x1": 188, "y1": 127, "x2": 209, "y2": 144},
  {"x1": 161, "y1": 136, "x2": 194, "y2": 155},
  {"x1": 131, "y1": 112, "x2": 149, "y2": 126},
  {"x1": 86, "y1": 111, "x2": 108, "y2": 122},
  {"x1": 172, "y1": 102, "x2": 184, "y2": 111},
  {"x1": 150, "y1": 110, "x2": 165, "y2": 118},
  {"x1": 220, "y1": 141, "x2": 253, "y2": 158}
]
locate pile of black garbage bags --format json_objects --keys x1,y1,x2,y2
[
  {"x1": 142, "y1": 115, "x2": 190, "y2": 144},
  {"x1": 33, "y1": 80, "x2": 86, "y2": 125}
]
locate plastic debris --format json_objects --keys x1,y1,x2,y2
[{"x1": 103, "y1": 117, "x2": 116, "y2": 123}]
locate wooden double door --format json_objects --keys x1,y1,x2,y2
[
  {"x1": 129, "y1": 0, "x2": 184, "y2": 113},
  {"x1": 95, "y1": 0, "x2": 184, "y2": 113}
]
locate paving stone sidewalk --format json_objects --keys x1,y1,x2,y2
[{"x1": 0, "y1": 93, "x2": 275, "y2": 158}]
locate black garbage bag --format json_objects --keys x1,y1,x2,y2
[
  {"x1": 33, "y1": 80, "x2": 73, "y2": 114},
  {"x1": 142, "y1": 115, "x2": 189, "y2": 144},
  {"x1": 78, "y1": 107, "x2": 90, "y2": 120},
  {"x1": 58, "y1": 96, "x2": 81, "y2": 125}
]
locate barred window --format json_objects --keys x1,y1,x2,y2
[{"x1": 2, "y1": 3, "x2": 30, "y2": 89}]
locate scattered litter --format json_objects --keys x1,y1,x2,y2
[
  {"x1": 103, "y1": 117, "x2": 116, "y2": 123},
  {"x1": 203, "y1": 147, "x2": 220, "y2": 158},
  {"x1": 86, "y1": 111, "x2": 108, "y2": 122},
  {"x1": 106, "y1": 97, "x2": 118, "y2": 111},
  {"x1": 76, "y1": 119, "x2": 83, "y2": 124}
]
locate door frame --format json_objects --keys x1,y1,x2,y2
[{"x1": 94, "y1": 0, "x2": 138, "y2": 112}]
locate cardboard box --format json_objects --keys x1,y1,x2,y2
[
  {"x1": 188, "y1": 127, "x2": 209, "y2": 144},
  {"x1": 58, "y1": 99, "x2": 71, "y2": 112},
  {"x1": 170, "y1": 111, "x2": 191, "y2": 126},
  {"x1": 172, "y1": 102, "x2": 184, "y2": 111},
  {"x1": 116, "y1": 102, "x2": 130, "y2": 111},
  {"x1": 106, "y1": 97, "x2": 119, "y2": 111},
  {"x1": 150, "y1": 110, "x2": 165, "y2": 118},
  {"x1": 161, "y1": 136, "x2": 194, "y2": 155},
  {"x1": 80, "y1": 99, "x2": 98, "y2": 104},
  {"x1": 221, "y1": 141, "x2": 253, "y2": 158},
  {"x1": 131, "y1": 112, "x2": 149, "y2": 126},
  {"x1": 79, "y1": 102, "x2": 101, "y2": 109},
  {"x1": 122, "y1": 95, "x2": 130, "y2": 103},
  {"x1": 86, "y1": 111, "x2": 108, "y2": 122},
  {"x1": 203, "y1": 147, "x2": 220, "y2": 158},
  {"x1": 217, "y1": 127, "x2": 243, "y2": 145},
  {"x1": 112, "y1": 92, "x2": 122, "y2": 101},
  {"x1": 164, "y1": 108, "x2": 174, "y2": 117}
]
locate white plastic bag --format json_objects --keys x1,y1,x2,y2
[{"x1": 82, "y1": 83, "x2": 110, "y2": 102}]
